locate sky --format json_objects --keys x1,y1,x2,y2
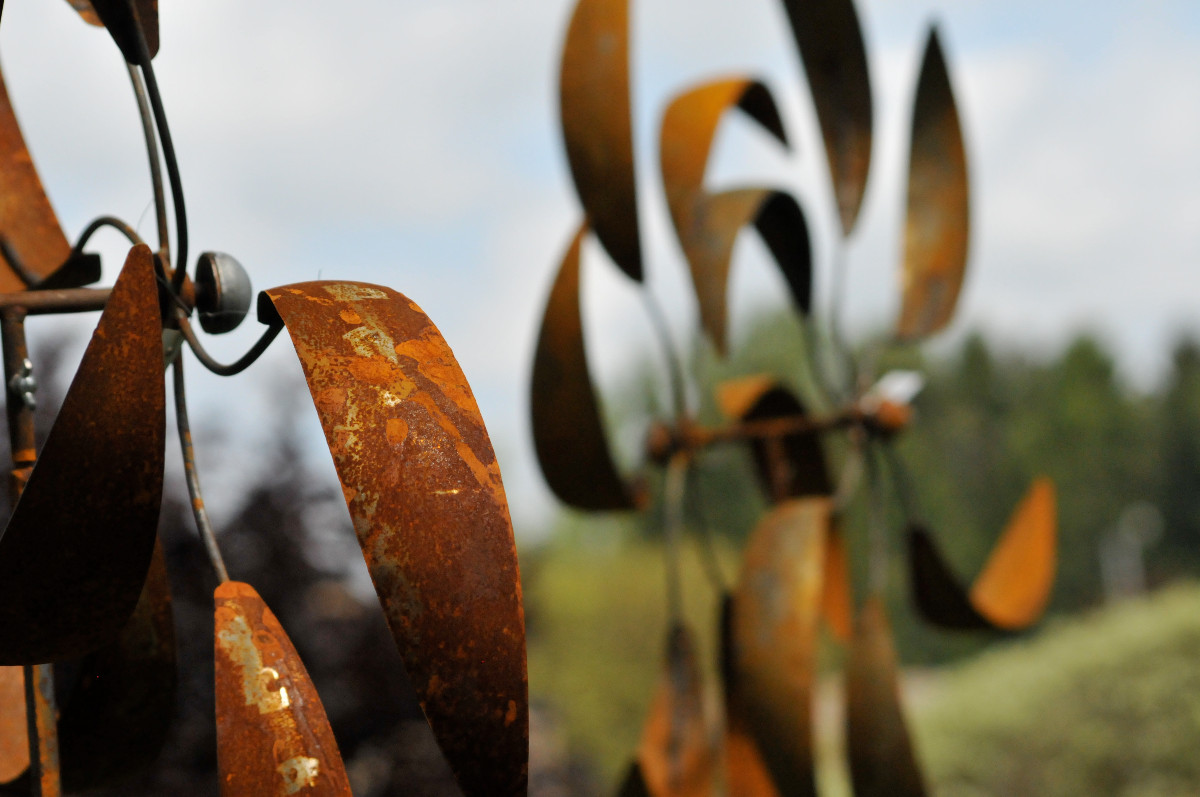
[{"x1": 0, "y1": 0, "x2": 1198, "y2": 537}]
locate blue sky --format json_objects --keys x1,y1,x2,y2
[{"x1": 2, "y1": 1, "x2": 1198, "y2": 536}]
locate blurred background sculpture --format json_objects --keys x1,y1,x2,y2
[
  {"x1": 0, "y1": 2, "x2": 527, "y2": 795},
  {"x1": 531, "y1": 0, "x2": 1058, "y2": 793}
]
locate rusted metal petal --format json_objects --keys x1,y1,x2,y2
[
  {"x1": 0, "y1": 65, "x2": 71, "y2": 292},
  {"x1": 0, "y1": 244, "x2": 165, "y2": 664},
  {"x1": 718, "y1": 595, "x2": 779, "y2": 797},
  {"x1": 636, "y1": 624, "x2": 715, "y2": 797},
  {"x1": 560, "y1": 0, "x2": 642, "y2": 279},
  {"x1": 970, "y1": 478, "x2": 1057, "y2": 629},
  {"x1": 532, "y1": 223, "x2": 635, "y2": 511},
  {"x1": 779, "y1": 0, "x2": 872, "y2": 235},
  {"x1": 83, "y1": 0, "x2": 160, "y2": 62},
  {"x1": 214, "y1": 581, "x2": 351, "y2": 796},
  {"x1": 261, "y1": 281, "x2": 528, "y2": 796},
  {"x1": 908, "y1": 478, "x2": 1056, "y2": 631},
  {"x1": 616, "y1": 760, "x2": 652, "y2": 797},
  {"x1": 896, "y1": 27, "x2": 969, "y2": 341},
  {"x1": 57, "y1": 538, "x2": 175, "y2": 791},
  {"x1": 63, "y1": 0, "x2": 103, "y2": 26},
  {"x1": 726, "y1": 498, "x2": 829, "y2": 797},
  {"x1": 660, "y1": 81, "x2": 808, "y2": 353},
  {"x1": 845, "y1": 599, "x2": 927, "y2": 797},
  {"x1": 822, "y1": 517, "x2": 854, "y2": 642},
  {"x1": 0, "y1": 668, "x2": 25, "y2": 784},
  {"x1": 715, "y1": 377, "x2": 831, "y2": 502}
]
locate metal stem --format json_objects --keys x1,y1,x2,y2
[
  {"x1": 171, "y1": 358, "x2": 230, "y2": 583},
  {"x1": 0, "y1": 288, "x2": 111, "y2": 316},
  {"x1": 683, "y1": 465, "x2": 727, "y2": 594},
  {"x1": 126, "y1": 64, "x2": 169, "y2": 259},
  {"x1": 175, "y1": 310, "x2": 284, "y2": 377},
  {"x1": 865, "y1": 442, "x2": 889, "y2": 598},
  {"x1": 71, "y1": 216, "x2": 143, "y2": 255},
  {"x1": 662, "y1": 453, "x2": 689, "y2": 627}
]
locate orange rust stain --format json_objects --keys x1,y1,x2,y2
[
  {"x1": 285, "y1": 288, "x2": 304, "y2": 295},
  {"x1": 347, "y1": 358, "x2": 401, "y2": 386},
  {"x1": 385, "y1": 418, "x2": 409, "y2": 446},
  {"x1": 393, "y1": 334, "x2": 477, "y2": 415},
  {"x1": 504, "y1": 700, "x2": 518, "y2": 727},
  {"x1": 404, "y1": 389, "x2": 505, "y2": 507},
  {"x1": 339, "y1": 309, "x2": 362, "y2": 325}
]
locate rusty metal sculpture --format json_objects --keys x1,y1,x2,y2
[
  {"x1": 532, "y1": 0, "x2": 1058, "y2": 794},
  {"x1": 0, "y1": 3, "x2": 527, "y2": 796}
]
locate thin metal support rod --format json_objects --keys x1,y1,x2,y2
[
  {"x1": 126, "y1": 64, "x2": 168, "y2": 259},
  {"x1": 684, "y1": 465, "x2": 727, "y2": 594},
  {"x1": 175, "y1": 310, "x2": 283, "y2": 376},
  {"x1": 71, "y1": 216, "x2": 143, "y2": 255},
  {"x1": 641, "y1": 292, "x2": 689, "y2": 421},
  {"x1": 865, "y1": 442, "x2": 889, "y2": 598},
  {"x1": 0, "y1": 312, "x2": 60, "y2": 797},
  {"x1": 172, "y1": 358, "x2": 230, "y2": 583},
  {"x1": 662, "y1": 453, "x2": 689, "y2": 627}
]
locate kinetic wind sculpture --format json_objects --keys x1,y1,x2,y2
[
  {"x1": 532, "y1": 0, "x2": 1058, "y2": 794},
  {"x1": 0, "y1": 3, "x2": 527, "y2": 796}
]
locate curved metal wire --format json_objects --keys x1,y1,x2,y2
[
  {"x1": 174, "y1": 309, "x2": 283, "y2": 377},
  {"x1": 127, "y1": 63, "x2": 169, "y2": 257},
  {"x1": 72, "y1": 216, "x2": 144, "y2": 254},
  {"x1": 172, "y1": 357, "x2": 230, "y2": 583}
]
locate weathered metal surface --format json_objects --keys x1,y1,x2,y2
[
  {"x1": 532, "y1": 223, "x2": 635, "y2": 511},
  {"x1": 0, "y1": 245, "x2": 164, "y2": 664},
  {"x1": 779, "y1": 0, "x2": 873, "y2": 236},
  {"x1": 82, "y1": 0, "x2": 160, "y2": 62},
  {"x1": 560, "y1": 0, "x2": 642, "y2": 280},
  {"x1": 0, "y1": 668, "x2": 24, "y2": 784},
  {"x1": 909, "y1": 478, "x2": 1056, "y2": 631},
  {"x1": 897, "y1": 28, "x2": 969, "y2": 341},
  {"x1": 57, "y1": 538, "x2": 176, "y2": 791},
  {"x1": 715, "y1": 377, "x2": 831, "y2": 502},
  {"x1": 262, "y1": 280, "x2": 528, "y2": 796},
  {"x1": 636, "y1": 624, "x2": 714, "y2": 797},
  {"x1": 214, "y1": 581, "x2": 351, "y2": 797},
  {"x1": 660, "y1": 80, "x2": 810, "y2": 353},
  {"x1": 822, "y1": 517, "x2": 854, "y2": 642},
  {"x1": 970, "y1": 478, "x2": 1056, "y2": 629},
  {"x1": 0, "y1": 65, "x2": 71, "y2": 293},
  {"x1": 726, "y1": 498, "x2": 828, "y2": 797},
  {"x1": 718, "y1": 596, "x2": 779, "y2": 797},
  {"x1": 845, "y1": 599, "x2": 927, "y2": 797},
  {"x1": 27, "y1": 663, "x2": 60, "y2": 796},
  {"x1": 64, "y1": 0, "x2": 103, "y2": 26}
]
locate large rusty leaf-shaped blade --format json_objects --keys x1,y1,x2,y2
[
  {"x1": 0, "y1": 244, "x2": 164, "y2": 664},
  {"x1": 780, "y1": 0, "x2": 873, "y2": 235},
  {"x1": 822, "y1": 517, "x2": 854, "y2": 642},
  {"x1": 897, "y1": 28, "x2": 969, "y2": 341},
  {"x1": 908, "y1": 478, "x2": 1056, "y2": 631},
  {"x1": 660, "y1": 81, "x2": 809, "y2": 353},
  {"x1": 532, "y1": 224, "x2": 635, "y2": 510},
  {"x1": 0, "y1": 668, "x2": 25, "y2": 784},
  {"x1": 726, "y1": 499, "x2": 828, "y2": 797},
  {"x1": 81, "y1": 0, "x2": 160, "y2": 62},
  {"x1": 214, "y1": 582, "x2": 351, "y2": 796},
  {"x1": 845, "y1": 599, "x2": 927, "y2": 797},
  {"x1": 0, "y1": 64, "x2": 71, "y2": 292},
  {"x1": 58, "y1": 539, "x2": 175, "y2": 791},
  {"x1": 636, "y1": 624, "x2": 715, "y2": 797},
  {"x1": 262, "y1": 281, "x2": 528, "y2": 796},
  {"x1": 718, "y1": 595, "x2": 779, "y2": 797},
  {"x1": 560, "y1": 0, "x2": 642, "y2": 279},
  {"x1": 715, "y1": 377, "x2": 831, "y2": 502}
]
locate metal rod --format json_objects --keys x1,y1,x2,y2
[
  {"x1": 0, "y1": 288, "x2": 111, "y2": 316},
  {"x1": 0, "y1": 312, "x2": 61, "y2": 797},
  {"x1": 865, "y1": 442, "x2": 889, "y2": 598},
  {"x1": 172, "y1": 358, "x2": 230, "y2": 583},
  {"x1": 684, "y1": 465, "x2": 727, "y2": 594},
  {"x1": 175, "y1": 311, "x2": 284, "y2": 377},
  {"x1": 126, "y1": 64, "x2": 169, "y2": 259},
  {"x1": 641, "y1": 292, "x2": 689, "y2": 421},
  {"x1": 71, "y1": 216, "x2": 143, "y2": 255},
  {"x1": 662, "y1": 453, "x2": 689, "y2": 627}
]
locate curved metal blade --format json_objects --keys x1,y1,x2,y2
[
  {"x1": 779, "y1": 0, "x2": 873, "y2": 236},
  {"x1": 57, "y1": 538, "x2": 175, "y2": 791},
  {"x1": 907, "y1": 524, "x2": 990, "y2": 630},
  {"x1": 636, "y1": 624, "x2": 715, "y2": 797},
  {"x1": 63, "y1": 0, "x2": 103, "y2": 26},
  {"x1": 897, "y1": 27, "x2": 970, "y2": 341},
  {"x1": 719, "y1": 595, "x2": 780, "y2": 797},
  {"x1": 616, "y1": 760, "x2": 652, "y2": 797},
  {"x1": 0, "y1": 64, "x2": 71, "y2": 292},
  {"x1": 845, "y1": 599, "x2": 927, "y2": 797},
  {"x1": 970, "y1": 478, "x2": 1056, "y2": 629},
  {"x1": 532, "y1": 224, "x2": 636, "y2": 510},
  {"x1": 822, "y1": 517, "x2": 854, "y2": 642},
  {"x1": 261, "y1": 281, "x2": 528, "y2": 796},
  {"x1": 0, "y1": 244, "x2": 165, "y2": 664},
  {"x1": 726, "y1": 499, "x2": 828, "y2": 797},
  {"x1": 560, "y1": 0, "x2": 642, "y2": 280},
  {"x1": 0, "y1": 667, "x2": 25, "y2": 784},
  {"x1": 214, "y1": 581, "x2": 351, "y2": 796},
  {"x1": 715, "y1": 377, "x2": 831, "y2": 502},
  {"x1": 82, "y1": 0, "x2": 160, "y2": 63}
]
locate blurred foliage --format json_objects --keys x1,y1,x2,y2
[{"x1": 914, "y1": 582, "x2": 1200, "y2": 796}]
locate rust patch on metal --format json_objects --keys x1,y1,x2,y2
[
  {"x1": 263, "y1": 281, "x2": 528, "y2": 796},
  {"x1": 0, "y1": 245, "x2": 164, "y2": 664},
  {"x1": 845, "y1": 599, "x2": 927, "y2": 797},
  {"x1": 214, "y1": 581, "x2": 351, "y2": 796},
  {"x1": 719, "y1": 596, "x2": 778, "y2": 797},
  {"x1": 531, "y1": 224, "x2": 635, "y2": 512},
  {"x1": 637, "y1": 624, "x2": 715, "y2": 797},
  {"x1": 0, "y1": 65, "x2": 71, "y2": 292},
  {"x1": 0, "y1": 666, "x2": 26, "y2": 784},
  {"x1": 897, "y1": 28, "x2": 970, "y2": 341},
  {"x1": 57, "y1": 538, "x2": 176, "y2": 791},
  {"x1": 725, "y1": 499, "x2": 829, "y2": 797},
  {"x1": 64, "y1": 0, "x2": 103, "y2": 25}
]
